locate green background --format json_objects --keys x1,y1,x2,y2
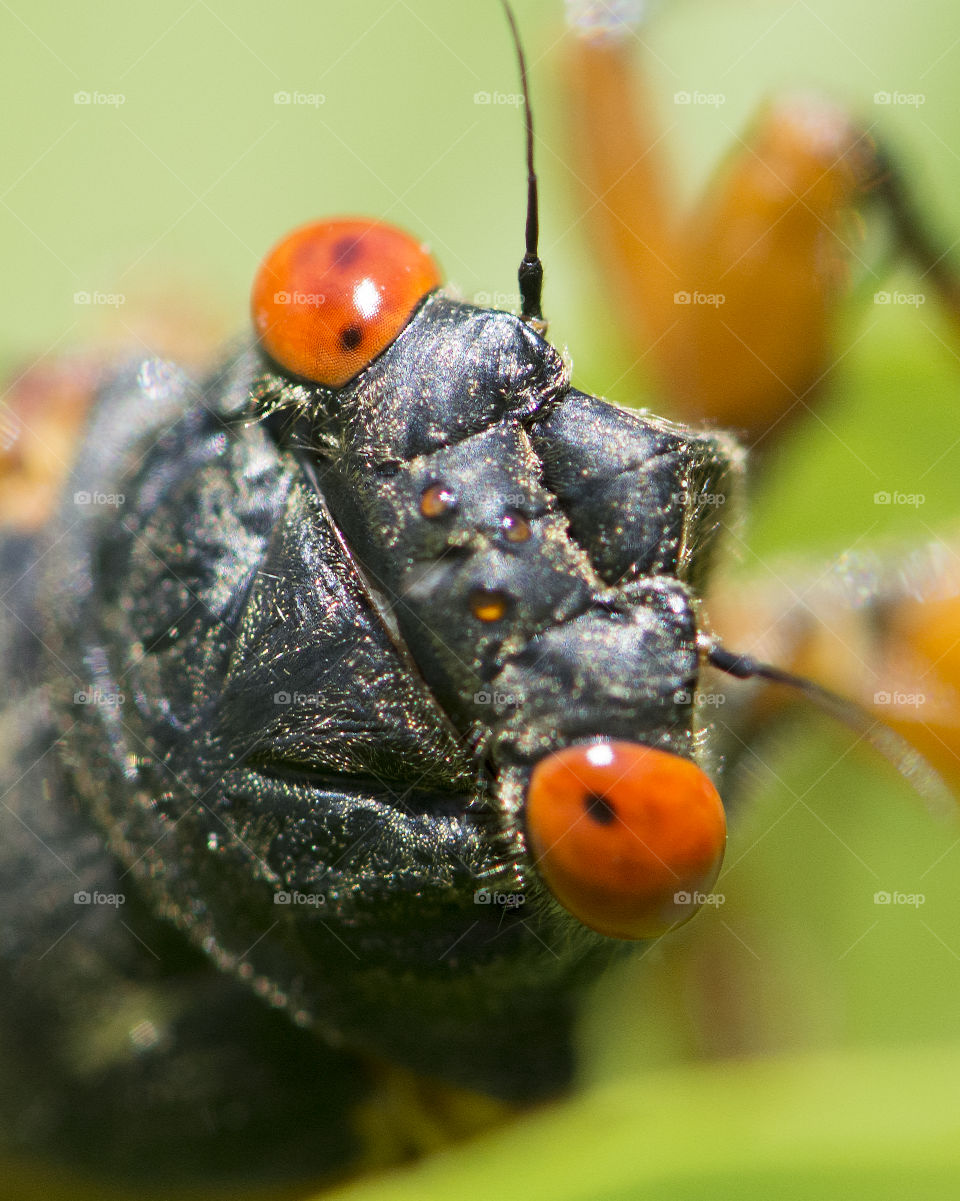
[{"x1": 3, "y1": 1, "x2": 960, "y2": 1198}]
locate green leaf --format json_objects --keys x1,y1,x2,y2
[{"x1": 321, "y1": 1041, "x2": 960, "y2": 1201}]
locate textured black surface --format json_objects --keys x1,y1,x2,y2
[{"x1": 0, "y1": 294, "x2": 738, "y2": 1184}]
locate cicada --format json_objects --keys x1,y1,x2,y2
[{"x1": 1, "y1": 2, "x2": 957, "y2": 1196}]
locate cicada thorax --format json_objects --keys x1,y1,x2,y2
[{"x1": 263, "y1": 295, "x2": 697, "y2": 748}]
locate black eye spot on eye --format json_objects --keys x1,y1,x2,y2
[
  {"x1": 583, "y1": 792, "x2": 617, "y2": 825},
  {"x1": 340, "y1": 324, "x2": 363, "y2": 351},
  {"x1": 332, "y1": 237, "x2": 362, "y2": 266}
]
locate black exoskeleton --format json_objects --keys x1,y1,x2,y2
[{"x1": 0, "y1": 292, "x2": 737, "y2": 1184}]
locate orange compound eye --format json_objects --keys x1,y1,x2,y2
[
  {"x1": 525, "y1": 741, "x2": 726, "y2": 940},
  {"x1": 251, "y1": 218, "x2": 442, "y2": 387}
]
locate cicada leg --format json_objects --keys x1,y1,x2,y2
[
  {"x1": 708, "y1": 538, "x2": 960, "y2": 791},
  {"x1": 564, "y1": 11, "x2": 960, "y2": 441},
  {"x1": 563, "y1": 30, "x2": 682, "y2": 368},
  {"x1": 564, "y1": 20, "x2": 875, "y2": 441},
  {"x1": 349, "y1": 1057, "x2": 515, "y2": 1174},
  {"x1": 0, "y1": 356, "x2": 100, "y2": 531},
  {"x1": 0, "y1": 288, "x2": 229, "y2": 534}
]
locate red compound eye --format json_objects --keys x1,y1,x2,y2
[
  {"x1": 251, "y1": 218, "x2": 442, "y2": 387},
  {"x1": 525, "y1": 741, "x2": 726, "y2": 940}
]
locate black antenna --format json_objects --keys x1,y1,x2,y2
[
  {"x1": 704, "y1": 640, "x2": 955, "y2": 817},
  {"x1": 500, "y1": 0, "x2": 544, "y2": 327}
]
